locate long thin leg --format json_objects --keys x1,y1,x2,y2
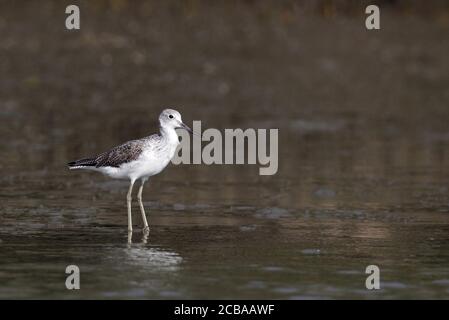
[
  {"x1": 127, "y1": 179, "x2": 135, "y2": 232},
  {"x1": 127, "y1": 231, "x2": 133, "y2": 245},
  {"x1": 141, "y1": 230, "x2": 149, "y2": 244},
  {"x1": 137, "y1": 178, "x2": 149, "y2": 232}
]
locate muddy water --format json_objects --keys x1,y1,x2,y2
[{"x1": 1, "y1": 2, "x2": 449, "y2": 299}]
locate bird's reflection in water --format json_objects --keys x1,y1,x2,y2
[
  {"x1": 127, "y1": 230, "x2": 149, "y2": 245},
  {"x1": 125, "y1": 230, "x2": 182, "y2": 272}
]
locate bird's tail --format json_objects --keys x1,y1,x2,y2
[{"x1": 67, "y1": 158, "x2": 97, "y2": 169}]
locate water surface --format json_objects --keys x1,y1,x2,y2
[{"x1": 1, "y1": 2, "x2": 449, "y2": 299}]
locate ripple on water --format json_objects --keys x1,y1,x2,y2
[
  {"x1": 262, "y1": 266, "x2": 285, "y2": 272},
  {"x1": 289, "y1": 119, "x2": 346, "y2": 134},
  {"x1": 124, "y1": 247, "x2": 183, "y2": 271},
  {"x1": 243, "y1": 281, "x2": 267, "y2": 290},
  {"x1": 254, "y1": 207, "x2": 291, "y2": 219},
  {"x1": 313, "y1": 188, "x2": 336, "y2": 199},
  {"x1": 239, "y1": 225, "x2": 258, "y2": 232},
  {"x1": 272, "y1": 287, "x2": 299, "y2": 294},
  {"x1": 431, "y1": 279, "x2": 449, "y2": 286},
  {"x1": 381, "y1": 281, "x2": 408, "y2": 289},
  {"x1": 232, "y1": 206, "x2": 256, "y2": 211},
  {"x1": 336, "y1": 270, "x2": 361, "y2": 275},
  {"x1": 289, "y1": 295, "x2": 330, "y2": 300},
  {"x1": 159, "y1": 290, "x2": 183, "y2": 298},
  {"x1": 172, "y1": 203, "x2": 214, "y2": 212},
  {"x1": 301, "y1": 249, "x2": 321, "y2": 255}
]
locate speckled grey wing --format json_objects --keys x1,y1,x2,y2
[{"x1": 95, "y1": 140, "x2": 144, "y2": 168}]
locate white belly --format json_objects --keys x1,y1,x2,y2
[{"x1": 97, "y1": 143, "x2": 177, "y2": 181}]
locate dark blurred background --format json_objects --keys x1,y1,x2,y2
[
  {"x1": 2, "y1": 0, "x2": 448, "y2": 206},
  {"x1": 1, "y1": 0, "x2": 449, "y2": 299}
]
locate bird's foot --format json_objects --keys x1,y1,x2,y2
[{"x1": 142, "y1": 226, "x2": 150, "y2": 233}]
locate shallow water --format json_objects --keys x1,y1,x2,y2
[{"x1": 1, "y1": 2, "x2": 449, "y2": 299}]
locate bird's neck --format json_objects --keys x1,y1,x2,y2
[{"x1": 159, "y1": 125, "x2": 179, "y2": 145}]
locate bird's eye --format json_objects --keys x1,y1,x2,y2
[{"x1": 169, "y1": 114, "x2": 173, "y2": 119}]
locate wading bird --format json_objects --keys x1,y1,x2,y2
[{"x1": 68, "y1": 109, "x2": 192, "y2": 232}]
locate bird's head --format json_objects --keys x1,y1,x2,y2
[{"x1": 159, "y1": 109, "x2": 192, "y2": 133}]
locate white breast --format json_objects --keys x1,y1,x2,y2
[
  {"x1": 129, "y1": 137, "x2": 179, "y2": 180},
  {"x1": 97, "y1": 128, "x2": 180, "y2": 181}
]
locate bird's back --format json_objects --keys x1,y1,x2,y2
[{"x1": 68, "y1": 133, "x2": 178, "y2": 180}]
